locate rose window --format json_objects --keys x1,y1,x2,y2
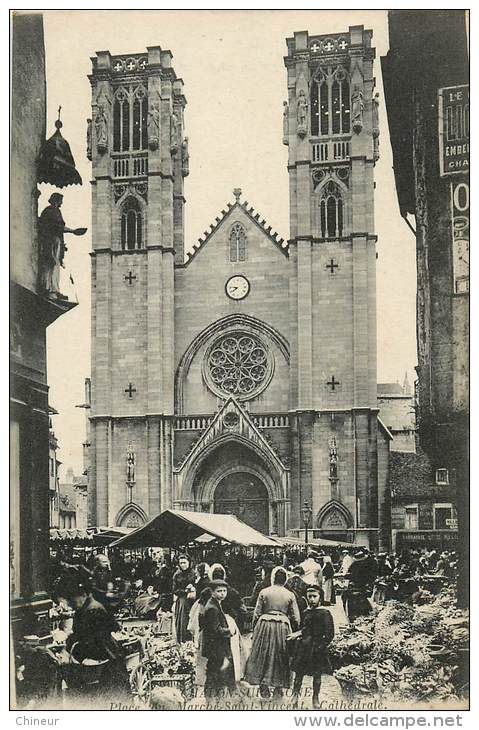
[{"x1": 205, "y1": 332, "x2": 272, "y2": 399}]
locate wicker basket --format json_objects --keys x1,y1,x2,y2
[
  {"x1": 151, "y1": 672, "x2": 194, "y2": 699},
  {"x1": 156, "y1": 613, "x2": 173, "y2": 637}
]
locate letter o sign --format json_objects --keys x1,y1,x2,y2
[{"x1": 453, "y1": 183, "x2": 469, "y2": 212}]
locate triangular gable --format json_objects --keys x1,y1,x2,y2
[
  {"x1": 174, "y1": 397, "x2": 289, "y2": 473},
  {"x1": 179, "y1": 196, "x2": 288, "y2": 267}
]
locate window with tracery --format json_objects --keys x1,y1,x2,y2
[
  {"x1": 205, "y1": 332, "x2": 271, "y2": 398},
  {"x1": 113, "y1": 85, "x2": 148, "y2": 152},
  {"x1": 229, "y1": 223, "x2": 247, "y2": 262},
  {"x1": 121, "y1": 197, "x2": 143, "y2": 250},
  {"x1": 311, "y1": 66, "x2": 350, "y2": 137},
  {"x1": 320, "y1": 180, "x2": 343, "y2": 238}
]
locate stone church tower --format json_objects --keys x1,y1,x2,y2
[{"x1": 88, "y1": 28, "x2": 390, "y2": 548}]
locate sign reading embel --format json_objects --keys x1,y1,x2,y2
[{"x1": 438, "y1": 85, "x2": 469, "y2": 177}]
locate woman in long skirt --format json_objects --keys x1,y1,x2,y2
[
  {"x1": 172, "y1": 555, "x2": 195, "y2": 643},
  {"x1": 244, "y1": 567, "x2": 300, "y2": 699}
]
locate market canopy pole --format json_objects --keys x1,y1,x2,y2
[{"x1": 109, "y1": 509, "x2": 282, "y2": 550}]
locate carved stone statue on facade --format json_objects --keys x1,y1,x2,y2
[
  {"x1": 38, "y1": 192, "x2": 87, "y2": 299},
  {"x1": 282, "y1": 101, "x2": 289, "y2": 146},
  {"x1": 95, "y1": 105, "x2": 108, "y2": 153},
  {"x1": 126, "y1": 444, "x2": 136, "y2": 484},
  {"x1": 271, "y1": 502, "x2": 278, "y2": 534},
  {"x1": 351, "y1": 86, "x2": 364, "y2": 134},
  {"x1": 372, "y1": 92, "x2": 380, "y2": 161},
  {"x1": 170, "y1": 111, "x2": 179, "y2": 154},
  {"x1": 181, "y1": 137, "x2": 189, "y2": 177},
  {"x1": 86, "y1": 118, "x2": 92, "y2": 161},
  {"x1": 148, "y1": 104, "x2": 160, "y2": 150},
  {"x1": 296, "y1": 90, "x2": 308, "y2": 138},
  {"x1": 329, "y1": 437, "x2": 338, "y2": 482}
]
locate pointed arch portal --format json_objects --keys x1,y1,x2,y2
[{"x1": 214, "y1": 471, "x2": 269, "y2": 534}]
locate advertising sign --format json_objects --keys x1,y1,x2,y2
[{"x1": 438, "y1": 85, "x2": 469, "y2": 177}]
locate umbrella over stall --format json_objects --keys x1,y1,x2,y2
[{"x1": 108, "y1": 509, "x2": 281, "y2": 549}]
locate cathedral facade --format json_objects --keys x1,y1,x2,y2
[{"x1": 88, "y1": 26, "x2": 390, "y2": 548}]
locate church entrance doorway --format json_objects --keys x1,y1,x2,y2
[{"x1": 213, "y1": 472, "x2": 269, "y2": 534}]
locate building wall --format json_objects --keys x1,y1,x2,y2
[
  {"x1": 11, "y1": 12, "x2": 45, "y2": 293},
  {"x1": 10, "y1": 13, "x2": 51, "y2": 637},
  {"x1": 381, "y1": 11, "x2": 468, "y2": 594},
  {"x1": 175, "y1": 206, "x2": 290, "y2": 416}
]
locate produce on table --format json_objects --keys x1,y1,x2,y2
[{"x1": 330, "y1": 587, "x2": 468, "y2": 704}]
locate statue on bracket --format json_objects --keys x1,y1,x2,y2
[
  {"x1": 38, "y1": 192, "x2": 87, "y2": 300},
  {"x1": 329, "y1": 437, "x2": 338, "y2": 482},
  {"x1": 95, "y1": 105, "x2": 108, "y2": 153},
  {"x1": 86, "y1": 118, "x2": 92, "y2": 160},
  {"x1": 351, "y1": 86, "x2": 364, "y2": 134},
  {"x1": 126, "y1": 443, "x2": 136, "y2": 485},
  {"x1": 296, "y1": 89, "x2": 308, "y2": 138},
  {"x1": 282, "y1": 101, "x2": 289, "y2": 146},
  {"x1": 181, "y1": 137, "x2": 189, "y2": 177},
  {"x1": 372, "y1": 93, "x2": 380, "y2": 161},
  {"x1": 148, "y1": 104, "x2": 160, "y2": 150},
  {"x1": 271, "y1": 502, "x2": 279, "y2": 534},
  {"x1": 170, "y1": 111, "x2": 180, "y2": 154}
]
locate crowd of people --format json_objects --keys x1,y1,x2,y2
[{"x1": 44, "y1": 543, "x2": 456, "y2": 707}]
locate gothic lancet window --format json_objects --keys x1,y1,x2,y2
[
  {"x1": 229, "y1": 223, "x2": 247, "y2": 262},
  {"x1": 320, "y1": 181, "x2": 343, "y2": 238},
  {"x1": 311, "y1": 66, "x2": 350, "y2": 137},
  {"x1": 121, "y1": 197, "x2": 142, "y2": 250},
  {"x1": 113, "y1": 88, "x2": 130, "y2": 152},
  {"x1": 132, "y1": 87, "x2": 148, "y2": 151},
  {"x1": 113, "y1": 85, "x2": 148, "y2": 153}
]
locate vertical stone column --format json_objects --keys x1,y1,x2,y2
[
  {"x1": 354, "y1": 410, "x2": 369, "y2": 530},
  {"x1": 297, "y1": 239, "x2": 313, "y2": 410},
  {"x1": 95, "y1": 419, "x2": 109, "y2": 526},
  {"x1": 88, "y1": 422, "x2": 97, "y2": 526},
  {"x1": 352, "y1": 234, "x2": 370, "y2": 408},
  {"x1": 147, "y1": 417, "x2": 161, "y2": 515},
  {"x1": 173, "y1": 79, "x2": 186, "y2": 264}
]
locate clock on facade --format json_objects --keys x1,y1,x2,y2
[
  {"x1": 225, "y1": 274, "x2": 250, "y2": 300},
  {"x1": 454, "y1": 238, "x2": 469, "y2": 293}
]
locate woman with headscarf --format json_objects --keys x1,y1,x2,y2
[
  {"x1": 172, "y1": 555, "x2": 196, "y2": 643},
  {"x1": 244, "y1": 567, "x2": 300, "y2": 700},
  {"x1": 322, "y1": 556, "x2": 336, "y2": 606}
]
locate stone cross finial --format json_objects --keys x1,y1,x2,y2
[{"x1": 233, "y1": 188, "x2": 242, "y2": 203}]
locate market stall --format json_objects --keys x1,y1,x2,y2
[
  {"x1": 109, "y1": 509, "x2": 282, "y2": 549},
  {"x1": 107, "y1": 510, "x2": 280, "y2": 700}
]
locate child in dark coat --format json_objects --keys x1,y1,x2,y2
[{"x1": 291, "y1": 584, "x2": 335, "y2": 709}]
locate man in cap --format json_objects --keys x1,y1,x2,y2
[
  {"x1": 299, "y1": 549, "x2": 323, "y2": 588},
  {"x1": 202, "y1": 579, "x2": 236, "y2": 699},
  {"x1": 38, "y1": 192, "x2": 86, "y2": 298}
]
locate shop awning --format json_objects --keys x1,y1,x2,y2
[
  {"x1": 109, "y1": 509, "x2": 281, "y2": 549},
  {"x1": 274, "y1": 535, "x2": 355, "y2": 549},
  {"x1": 50, "y1": 526, "x2": 130, "y2": 544}
]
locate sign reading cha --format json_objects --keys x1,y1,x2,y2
[{"x1": 438, "y1": 85, "x2": 469, "y2": 177}]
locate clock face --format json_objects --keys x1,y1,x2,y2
[
  {"x1": 456, "y1": 239, "x2": 469, "y2": 271},
  {"x1": 225, "y1": 275, "x2": 250, "y2": 301}
]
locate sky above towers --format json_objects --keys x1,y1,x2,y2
[{"x1": 41, "y1": 10, "x2": 417, "y2": 474}]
